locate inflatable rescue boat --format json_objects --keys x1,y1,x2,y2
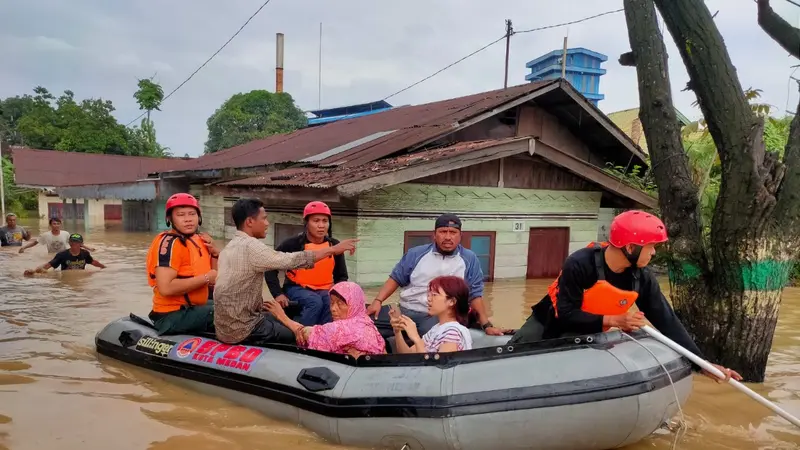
[{"x1": 95, "y1": 314, "x2": 693, "y2": 450}]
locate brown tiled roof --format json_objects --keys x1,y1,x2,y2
[
  {"x1": 176, "y1": 81, "x2": 558, "y2": 172},
  {"x1": 218, "y1": 138, "x2": 522, "y2": 188},
  {"x1": 10, "y1": 147, "x2": 188, "y2": 187}
]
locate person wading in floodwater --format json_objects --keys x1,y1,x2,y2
[
  {"x1": 23, "y1": 234, "x2": 105, "y2": 275},
  {"x1": 0, "y1": 213, "x2": 30, "y2": 247},
  {"x1": 508, "y1": 210, "x2": 743, "y2": 383},
  {"x1": 145, "y1": 193, "x2": 220, "y2": 336},
  {"x1": 19, "y1": 217, "x2": 95, "y2": 254}
]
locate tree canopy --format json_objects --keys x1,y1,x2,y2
[
  {"x1": 204, "y1": 90, "x2": 307, "y2": 154},
  {"x1": 0, "y1": 86, "x2": 169, "y2": 157}
]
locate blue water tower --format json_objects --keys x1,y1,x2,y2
[{"x1": 525, "y1": 48, "x2": 608, "y2": 106}]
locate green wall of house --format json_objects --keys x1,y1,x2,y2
[
  {"x1": 351, "y1": 183, "x2": 602, "y2": 286},
  {"x1": 194, "y1": 182, "x2": 607, "y2": 292}
]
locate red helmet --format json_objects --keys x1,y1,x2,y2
[
  {"x1": 303, "y1": 201, "x2": 331, "y2": 219},
  {"x1": 608, "y1": 210, "x2": 668, "y2": 248},
  {"x1": 165, "y1": 193, "x2": 202, "y2": 226}
]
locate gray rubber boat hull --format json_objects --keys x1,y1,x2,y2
[{"x1": 95, "y1": 314, "x2": 693, "y2": 450}]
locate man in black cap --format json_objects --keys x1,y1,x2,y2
[
  {"x1": 366, "y1": 213, "x2": 506, "y2": 338},
  {"x1": 23, "y1": 233, "x2": 106, "y2": 275}
]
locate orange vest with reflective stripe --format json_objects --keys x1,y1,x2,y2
[
  {"x1": 286, "y1": 241, "x2": 335, "y2": 291},
  {"x1": 146, "y1": 232, "x2": 212, "y2": 313},
  {"x1": 547, "y1": 241, "x2": 639, "y2": 330}
]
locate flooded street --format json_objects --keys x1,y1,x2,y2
[{"x1": 1, "y1": 220, "x2": 799, "y2": 450}]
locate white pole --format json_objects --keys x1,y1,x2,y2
[
  {"x1": 641, "y1": 325, "x2": 800, "y2": 429},
  {"x1": 318, "y1": 22, "x2": 323, "y2": 110},
  {"x1": 0, "y1": 135, "x2": 6, "y2": 218}
]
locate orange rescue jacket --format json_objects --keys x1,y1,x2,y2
[
  {"x1": 547, "y1": 241, "x2": 639, "y2": 330},
  {"x1": 285, "y1": 241, "x2": 335, "y2": 291},
  {"x1": 146, "y1": 231, "x2": 212, "y2": 313}
]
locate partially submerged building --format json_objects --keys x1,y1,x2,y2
[
  {"x1": 14, "y1": 79, "x2": 655, "y2": 284},
  {"x1": 11, "y1": 148, "x2": 188, "y2": 230}
]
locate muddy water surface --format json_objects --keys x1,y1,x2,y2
[{"x1": 1, "y1": 220, "x2": 799, "y2": 449}]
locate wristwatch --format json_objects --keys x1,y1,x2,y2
[{"x1": 481, "y1": 321, "x2": 494, "y2": 330}]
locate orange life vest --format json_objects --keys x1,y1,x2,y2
[
  {"x1": 547, "y1": 241, "x2": 639, "y2": 330},
  {"x1": 286, "y1": 241, "x2": 335, "y2": 291},
  {"x1": 146, "y1": 231, "x2": 212, "y2": 313}
]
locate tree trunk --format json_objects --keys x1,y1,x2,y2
[
  {"x1": 621, "y1": 0, "x2": 711, "y2": 328},
  {"x1": 623, "y1": 0, "x2": 800, "y2": 381}
]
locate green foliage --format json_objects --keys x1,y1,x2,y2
[
  {"x1": 204, "y1": 90, "x2": 308, "y2": 154},
  {"x1": 127, "y1": 118, "x2": 171, "y2": 157},
  {"x1": 0, "y1": 86, "x2": 169, "y2": 157},
  {"x1": 133, "y1": 78, "x2": 164, "y2": 114},
  {"x1": 602, "y1": 162, "x2": 657, "y2": 194},
  {"x1": 764, "y1": 116, "x2": 791, "y2": 156},
  {"x1": 1, "y1": 156, "x2": 37, "y2": 216}
]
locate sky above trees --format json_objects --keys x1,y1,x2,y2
[{"x1": 0, "y1": 0, "x2": 796, "y2": 157}]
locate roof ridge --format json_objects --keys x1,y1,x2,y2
[{"x1": 10, "y1": 147, "x2": 190, "y2": 161}]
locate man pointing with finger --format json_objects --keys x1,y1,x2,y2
[{"x1": 509, "y1": 210, "x2": 743, "y2": 383}]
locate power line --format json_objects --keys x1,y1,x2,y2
[
  {"x1": 199, "y1": 8, "x2": 630, "y2": 165},
  {"x1": 514, "y1": 9, "x2": 624, "y2": 34},
  {"x1": 381, "y1": 35, "x2": 507, "y2": 102},
  {"x1": 381, "y1": 8, "x2": 625, "y2": 103},
  {"x1": 125, "y1": 0, "x2": 275, "y2": 126},
  {"x1": 783, "y1": 0, "x2": 800, "y2": 8}
]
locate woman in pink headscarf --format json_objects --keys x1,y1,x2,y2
[{"x1": 265, "y1": 281, "x2": 386, "y2": 357}]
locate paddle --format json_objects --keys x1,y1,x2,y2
[{"x1": 641, "y1": 325, "x2": 800, "y2": 429}]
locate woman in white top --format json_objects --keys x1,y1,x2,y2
[{"x1": 391, "y1": 275, "x2": 473, "y2": 353}]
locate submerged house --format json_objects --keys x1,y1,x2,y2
[
  {"x1": 11, "y1": 148, "x2": 187, "y2": 229},
  {"x1": 13, "y1": 79, "x2": 655, "y2": 285}
]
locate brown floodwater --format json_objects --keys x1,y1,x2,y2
[{"x1": 1, "y1": 219, "x2": 799, "y2": 450}]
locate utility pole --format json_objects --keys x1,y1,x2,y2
[
  {"x1": 561, "y1": 36, "x2": 568, "y2": 79},
  {"x1": 503, "y1": 19, "x2": 513, "y2": 89},
  {"x1": 0, "y1": 135, "x2": 5, "y2": 218}
]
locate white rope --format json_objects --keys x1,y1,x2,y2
[{"x1": 620, "y1": 330, "x2": 688, "y2": 448}]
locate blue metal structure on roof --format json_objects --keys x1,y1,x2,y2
[
  {"x1": 307, "y1": 100, "x2": 394, "y2": 126},
  {"x1": 525, "y1": 47, "x2": 608, "y2": 106}
]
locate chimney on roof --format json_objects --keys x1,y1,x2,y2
[{"x1": 276, "y1": 32, "x2": 284, "y2": 93}]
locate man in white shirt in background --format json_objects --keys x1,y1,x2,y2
[{"x1": 18, "y1": 217, "x2": 95, "y2": 254}]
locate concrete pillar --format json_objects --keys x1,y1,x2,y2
[
  {"x1": 70, "y1": 198, "x2": 78, "y2": 229},
  {"x1": 83, "y1": 198, "x2": 89, "y2": 231}
]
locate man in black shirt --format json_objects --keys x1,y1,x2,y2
[
  {"x1": 509, "y1": 210, "x2": 742, "y2": 383},
  {"x1": 24, "y1": 234, "x2": 106, "y2": 275}
]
